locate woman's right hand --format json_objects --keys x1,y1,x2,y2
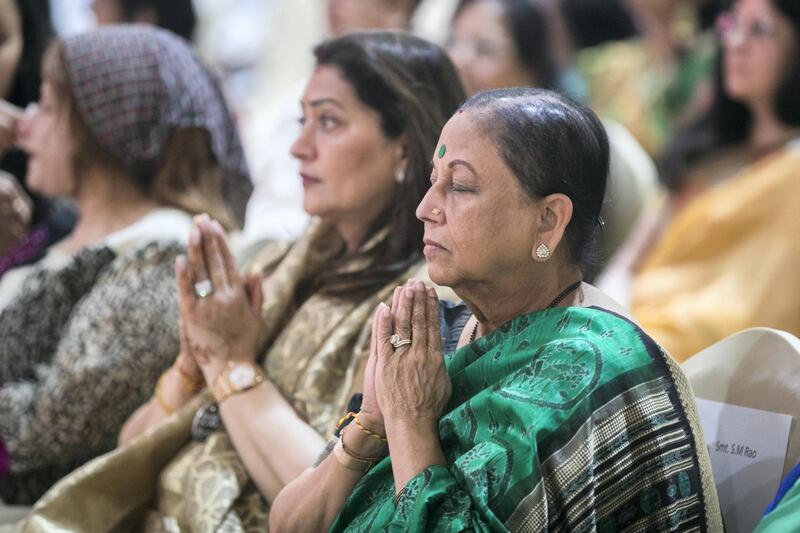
[
  {"x1": 0, "y1": 172, "x2": 33, "y2": 257},
  {"x1": 0, "y1": 100, "x2": 21, "y2": 157}
]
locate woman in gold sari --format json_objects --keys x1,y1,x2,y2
[
  {"x1": 599, "y1": 0, "x2": 800, "y2": 362},
  {"x1": 16, "y1": 31, "x2": 465, "y2": 532}
]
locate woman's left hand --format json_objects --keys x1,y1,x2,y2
[
  {"x1": 374, "y1": 280, "x2": 451, "y2": 431},
  {"x1": 176, "y1": 214, "x2": 263, "y2": 385}
]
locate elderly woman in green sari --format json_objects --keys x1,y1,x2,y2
[{"x1": 270, "y1": 88, "x2": 722, "y2": 531}]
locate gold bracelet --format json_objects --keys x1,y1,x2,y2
[
  {"x1": 354, "y1": 414, "x2": 388, "y2": 442},
  {"x1": 154, "y1": 371, "x2": 175, "y2": 415},
  {"x1": 333, "y1": 429, "x2": 385, "y2": 473},
  {"x1": 341, "y1": 426, "x2": 385, "y2": 462},
  {"x1": 173, "y1": 354, "x2": 204, "y2": 391}
]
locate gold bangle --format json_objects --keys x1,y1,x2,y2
[
  {"x1": 174, "y1": 354, "x2": 204, "y2": 391},
  {"x1": 154, "y1": 371, "x2": 175, "y2": 415},
  {"x1": 333, "y1": 430, "x2": 385, "y2": 473},
  {"x1": 354, "y1": 414, "x2": 388, "y2": 442},
  {"x1": 341, "y1": 426, "x2": 385, "y2": 462}
]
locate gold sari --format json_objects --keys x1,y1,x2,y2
[
  {"x1": 14, "y1": 220, "x2": 443, "y2": 532},
  {"x1": 632, "y1": 142, "x2": 800, "y2": 362}
]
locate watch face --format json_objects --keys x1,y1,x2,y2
[{"x1": 229, "y1": 365, "x2": 256, "y2": 388}]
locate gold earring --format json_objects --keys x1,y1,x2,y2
[
  {"x1": 431, "y1": 208, "x2": 441, "y2": 216},
  {"x1": 535, "y1": 243, "x2": 550, "y2": 261}
]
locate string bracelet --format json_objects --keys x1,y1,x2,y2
[{"x1": 354, "y1": 414, "x2": 388, "y2": 442}]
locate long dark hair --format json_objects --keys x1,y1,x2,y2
[
  {"x1": 312, "y1": 31, "x2": 466, "y2": 297},
  {"x1": 454, "y1": 0, "x2": 560, "y2": 90},
  {"x1": 660, "y1": 0, "x2": 800, "y2": 191}
]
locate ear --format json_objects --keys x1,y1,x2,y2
[{"x1": 531, "y1": 193, "x2": 572, "y2": 262}]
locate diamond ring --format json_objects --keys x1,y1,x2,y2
[
  {"x1": 194, "y1": 279, "x2": 214, "y2": 298},
  {"x1": 389, "y1": 333, "x2": 412, "y2": 349}
]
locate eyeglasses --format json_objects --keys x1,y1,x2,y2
[
  {"x1": 445, "y1": 35, "x2": 515, "y2": 61},
  {"x1": 716, "y1": 11, "x2": 778, "y2": 45}
]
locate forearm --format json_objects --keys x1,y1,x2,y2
[
  {"x1": 386, "y1": 419, "x2": 446, "y2": 495},
  {"x1": 219, "y1": 379, "x2": 327, "y2": 501},
  {"x1": 118, "y1": 367, "x2": 198, "y2": 446},
  {"x1": 270, "y1": 426, "x2": 386, "y2": 532}
]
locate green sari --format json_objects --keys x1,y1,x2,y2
[{"x1": 331, "y1": 306, "x2": 721, "y2": 532}]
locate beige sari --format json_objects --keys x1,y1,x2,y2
[{"x1": 14, "y1": 220, "x2": 442, "y2": 533}]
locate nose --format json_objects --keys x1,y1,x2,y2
[
  {"x1": 416, "y1": 184, "x2": 443, "y2": 223},
  {"x1": 15, "y1": 104, "x2": 38, "y2": 150},
  {"x1": 290, "y1": 121, "x2": 315, "y2": 162}
]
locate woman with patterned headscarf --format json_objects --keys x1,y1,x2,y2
[{"x1": 0, "y1": 25, "x2": 251, "y2": 504}]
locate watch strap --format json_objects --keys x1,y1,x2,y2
[{"x1": 211, "y1": 361, "x2": 265, "y2": 404}]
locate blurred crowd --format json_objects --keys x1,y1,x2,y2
[{"x1": 0, "y1": 0, "x2": 798, "y2": 530}]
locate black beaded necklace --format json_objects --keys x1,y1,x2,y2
[{"x1": 468, "y1": 280, "x2": 583, "y2": 343}]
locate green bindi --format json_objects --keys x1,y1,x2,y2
[{"x1": 438, "y1": 144, "x2": 446, "y2": 159}]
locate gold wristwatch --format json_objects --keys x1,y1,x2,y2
[{"x1": 212, "y1": 361, "x2": 265, "y2": 404}]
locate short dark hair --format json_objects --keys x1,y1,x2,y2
[
  {"x1": 454, "y1": 0, "x2": 560, "y2": 90},
  {"x1": 462, "y1": 88, "x2": 609, "y2": 274},
  {"x1": 312, "y1": 31, "x2": 466, "y2": 297},
  {"x1": 117, "y1": 0, "x2": 196, "y2": 41},
  {"x1": 661, "y1": 0, "x2": 800, "y2": 191}
]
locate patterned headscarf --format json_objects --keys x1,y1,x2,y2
[{"x1": 60, "y1": 25, "x2": 252, "y2": 224}]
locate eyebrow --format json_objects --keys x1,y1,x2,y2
[
  {"x1": 306, "y1": 98, "x2": 345, "y2": 109},
  {"x1": 448, "y1": 159, "x2": 478, "y2": 176}
]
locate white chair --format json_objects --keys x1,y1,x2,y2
[
  {"x1": 683, "y1": 328, "x2": 800, "y2": 532},
  {"x1": 597, "y1": 120, "x2": 659, "y2": 263},
  {"x1": 683, "y1": 328, "x2": 800, "y2": 478}
]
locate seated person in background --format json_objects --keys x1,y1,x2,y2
[
  {"x1": 0, "y1": 0, "x2": 76, "y2": 276},
  {"x1": 242, "y1": 0, "x2": 424, "y2": 242},
  {"x1": 577, "y1": 0, "x2": 718, "y2": 157},
  {"x1": 756, "y1": 460, "x2": 800, "y2": 531},
  {"x1": 599, "y1": 0, "x2": 800, "y2": 362},
  {"x1": 445, "y1": 0, "x2": 659, "y2": 267},
  {"x1": 270, "y1": 88, "x2": 722, "y2": 532},
  {"x1": 91, "y1": 0, "x2": 196, "y2": 41},
  {"x1": 0, "y1": 25, "x2": 250, "y2": 504},
  {"x1": 17, "y1": 31, "x2": 465, "y2": 531}
]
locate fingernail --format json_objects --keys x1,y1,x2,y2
[
  {"x1": 428, "y1": 288, "x2": 436, "y2": 298},
  {"x1": 190, "y1": 227, "x2": 200, "y2": 245},
  {"x1": 212, "y1": 220, "x2": 224, "y2": 233},
  {"x1": 415, "y1": 281, "x2": 425, "y2": 291}
]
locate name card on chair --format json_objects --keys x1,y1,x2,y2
[{"x1": 695, "y1": 398, "x2": 792, "y2": 533}]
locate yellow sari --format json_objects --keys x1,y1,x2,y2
[{"x1": 632, "y1": 142, "x2": 800, "y2": 362}]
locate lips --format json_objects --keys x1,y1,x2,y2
[
  {"x1": 300, "y1": 173, "x2": 321, "y2": 187},
  {"x1": 423, "y1": 237, "x2": 448, "y2": 255}
]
